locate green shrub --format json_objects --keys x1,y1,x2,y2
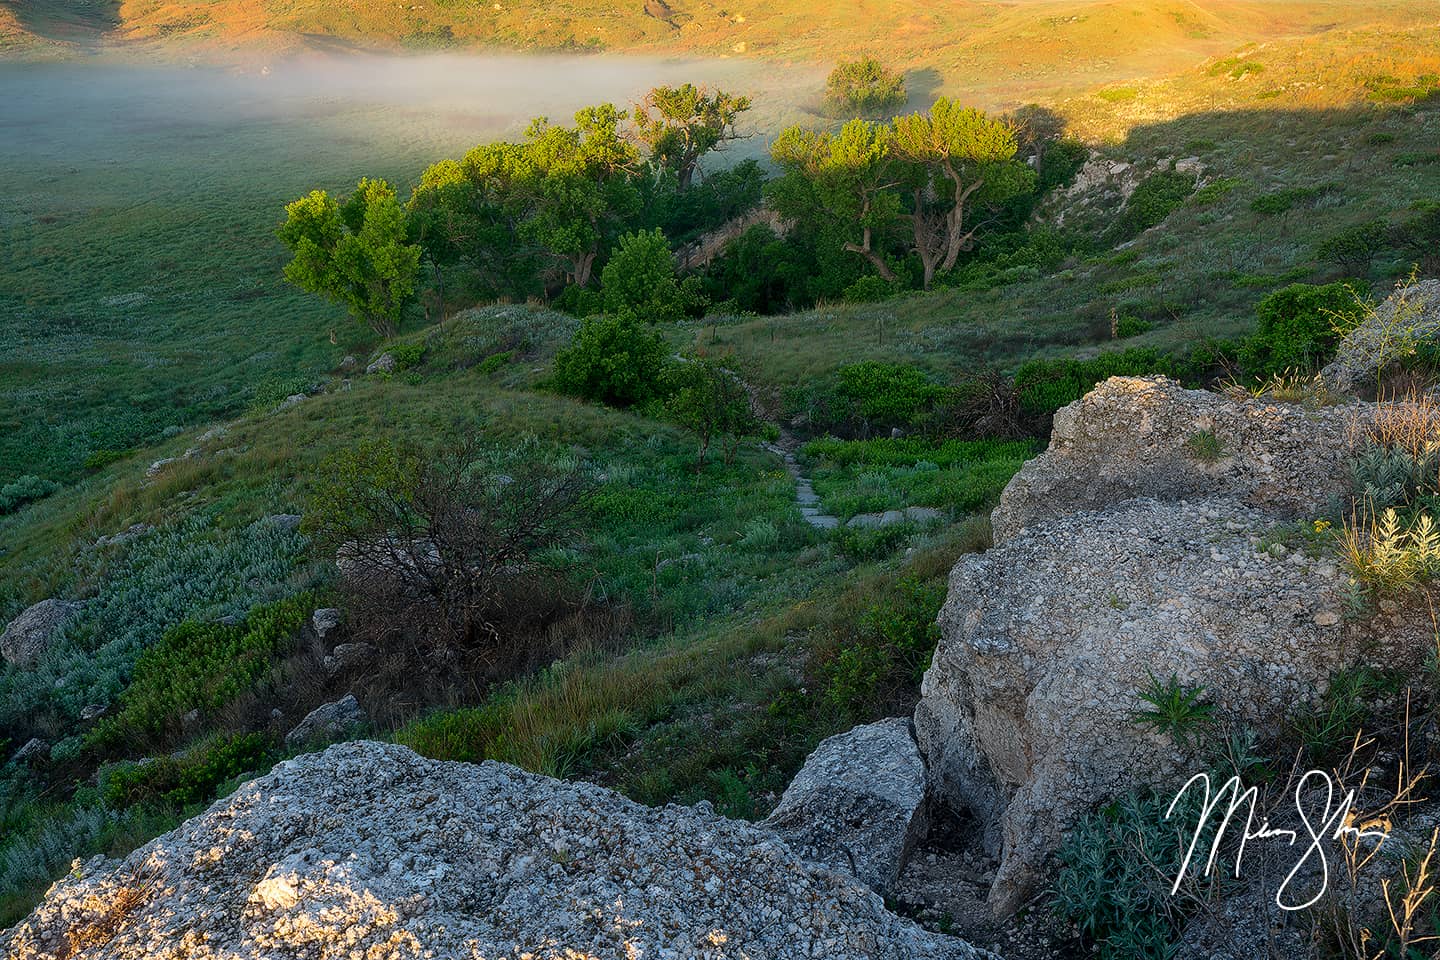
[
  {"x1": 100, "y1": 732, "x2": 272, "y2": 809},
  {"x1": 90, "y1": 594, "x2": 313, "y2": 748},
  {"x1": 1013, "y1": 348, "x2": 1177, "y2": 420},
  {"x1": 1249, "y1": 184, "x2": 1338, "y2": 215},
  {"x1": 1316, "y1": 220, "x2": 1387, "y2": 272},
  {"x1": 833, "y1": 522, "x2": 913, "y2": 561},
  {"x1": 0, "y1": 475, "x2": 59, "y2": 515},
  {"x1": 1237, "y1": 281, "x2": 1360, "y2": 380},
  {"x1": 383, "y1": 341, "x2": 426, "y2": 370},
  {"x1": 1110, "y1": 171, "x2": 1194, "y2": 240},
  {"x1": 843, "y1": 274, "x2": 896, "y2": 303},
  {"x1": 552, "y1": 314, "x2": 670, "y2": 407},
  {"x1": 822, "y1": 576, "x2": 944, "y2": 718},
  {"x1": 477, "y1": 351, "x2": 513, "y2": 374},
  {"x1": 835, "y1": 361, "x2": 942, "y2": 431},
  {"x1": 824, "y1": 56, "x2": 907, "y2": 116},
  {"x1": 1189, "y1": 177, "x2": 1243, "y2": 206},
  {"x1": 1113, "y1": 314, "x2": 1152, "y2": 338}
]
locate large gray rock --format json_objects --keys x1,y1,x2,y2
[
  {"x1": 916, "y1": 496, "x2": 1431, "y2": 916},
  {"x1": 0, "y1": 741, "x2": 994, "y2": 960},
  {"x1": 1322, "y1": 279, "x2": 1440, "y2": 396},
  {"x1": 991, "y1": 376, "x2": 1357, "y2": 544},
  {"x1": 284, "y1": 694, "x2": 367, "y2": 747},
  {"x1": 764, "y1": 718, "x2": 928, "y2": 896},
  {"x1": 0, "y1": 599, "x2": 83, "y2": 668}
]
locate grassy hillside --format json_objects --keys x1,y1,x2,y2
[
  {"x1": 1, "y1": 6, "x2": 1439, "y2": 942},
  {"x1": 5, "y1": 0, "x2": 1437, "y2": 102}
]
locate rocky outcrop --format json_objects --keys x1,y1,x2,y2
[
  {"x1": 991, "y1": 377, "x2": 1356, "y2": 544},
  {"x1": 284, "y1": 694, "x2": 367, "y2": 747},
  {"x1": 0, "y1": 741, "x2": 994, "y2": 960},
  {"x1": 0, "y1": 599, "x2": 83, "y2": 668},
  {"x1": 764, "y1": 718, "x2": 928, "y2": 896},
  {"x1": 1321, "y1": 279, "x2": 1440, "y2": 396},
  {"x1": 917, "y1": 496, "x2": 1430, "y2": 915}
]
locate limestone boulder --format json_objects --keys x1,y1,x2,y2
[
  {"x1": 991, "y1": 377, "x2": 1356, "y2": 544},
  {"x1": 0, "y1": 741, "x2": 995, "y2": 960},
  {"x1": 764, "y1": 718, "x2": 928, "y2": 896}
]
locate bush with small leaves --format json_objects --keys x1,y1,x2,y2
[
  {"x1": 0, "y1": 475, "x2": 59, "y2": 515},
  {"x1": 824, "y1": 56, "x2": 907, "y2": 117},
  {"x1": 552, "y1": 314, "x2": 671, "y2": 407},
  {"x1": 1316, "y1": 219, "x2": 1388, "y2": 273},
  {"x1": 1237, "y1": 281, "x2": 1361, "y2": 381}
]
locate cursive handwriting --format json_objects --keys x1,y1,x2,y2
[{"x1": 1165, "y1": 770, "x2": 1390, "y2": 911}]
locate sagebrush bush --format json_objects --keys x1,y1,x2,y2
[
  {"x1": 0, "y1": 515, "x2": 312, "y2": 735},
  {"x1": 1053, "y1": 787, "x2": 1222, "y2": 960},
  {"x1": 0, "y1": 475, "x2": 58, "y2": 515}
]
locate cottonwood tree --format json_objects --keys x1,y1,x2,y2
[
  {"x1": 633, "y1": 84, "x2": 752, "y2": 189},
  {"x1": 278, "y1": 178, "x2": 422, "y2": 339},
  {"x1": 520, "y1": 105, "x2": 642, "y2": 287},
  {"x1": 892, "y1": 99, "x2": 1034, "y2": 288},
  {"x1": 769, "y1": 119, "x2": 903, "y2": 282}
]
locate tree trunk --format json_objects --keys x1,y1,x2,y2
[
  {"x1": 571, "y1": 250, "x2": 598, "y2": 288},
  {"x1": 939, "y1": 161, "x2": 985, "y2": 274},
  {"x1": 842, "y1": 225, "x2": 897, "y2": 282}
]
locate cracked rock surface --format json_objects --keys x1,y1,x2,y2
[{"x1": 2, "y1": 740, "x2": 995, "y2": 960}]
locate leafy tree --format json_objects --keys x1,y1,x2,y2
[
  {"x1": 891, "y1": 99, "x2": 1035, "y2": 287},
  {"x1": 553, "y1": 314, "x2": 670, "y2": 406},
  {"x1": 520, "y1": 105, "x2": 642, "y2": 287},
  {"x1": 664, "y1": 356, "x2": 758, "y2": 468},
  {"x1": 601, "y1": 228, "x2": 703, "y2": 321},
  {"x1": 770, "y1": 119, "x2": 903, "y2": 281},
  {"x1": 278, "y1": 178, "x2": 422, "y2": 339},
  {"x1": 825, "y1": 56, "x2": 907, "y2": 117},
  {"x1": 634, "y1": 84, "x2": 752, "y2": 189},
  {"x1": 1316, "y1": 219, "x2": 1387, "y2": 273}
]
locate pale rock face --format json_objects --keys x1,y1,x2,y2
[
  {"x1": 1321, "y1": 279, "x2": 1440, "y2": 396},
  {"x1": 916, "y1": 496, "x2": 1431, "y2": 915},
  {"x1": 764, "y1": 718, "x2": 928, "y2": 896},
  {"x1": 0, "y1": 741, "x2": 996, "y2": 960},
  {"x1": 0, "y1": 599, "x2": 83, "y2": 668},
  {"x1": 366, "y1": 352, "x2": 397, "y2": 375},
  {"x1": 284, "y1": 694, "x2": 367, "y2": 748},
  {"x1": 990, "y1": 376, "x2": 1357, "y2": 544}
]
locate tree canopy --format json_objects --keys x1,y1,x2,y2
[
  {"x1": 278, "y1": 177, "x2": 422, "y2": 339},
  {"x1": 634, "y1": 84, "x2": 752, "y2": 189}
]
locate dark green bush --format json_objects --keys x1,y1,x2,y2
[
  {"x1": 1013, "y1": 348, "x2": 1177, "y2": 420},
  {"x1": 824, "y1": 56, "x2": 907, "y2": 116},
  {"x1": 1393, "y1": 202, "x2": 1440, "y2": 274},
  {"x1": 1316, "y1": 220, "x2": 1387, "y2": 272},
  {"x1": 835, "y1": 361, "x2": 943, "y2": 431},
  {"x1": 0, "y1": 475, "x2": 59, "y2": 515},
  {"x1": 1237, "y1": 281, "x2": 1360, "y2": 380},
  {"x1": 1249, "y1": 184, "x2": 1339, "y2": 215},
  {"x1": 1114, "y1": 314, "x2": 1152, "y2": 338},
  {"x1": 101, "y1": 732, "x2": 272, "y2": 810},
  {"x1": 601, "y1": 228, "x2": 701, "y2": 322},
  {"x1": 89, "y1": 595, "x2": 313, "y2": 748},
  {"x1": 843, "y1": 275, "x2": 896, "y2": 303},
  {"x1": 1109, "y1": 171, "x2": 1194, "y2": 240},
  {"x1": 822, "y1": 576, "x2": 944, "y2": 718},
  {"x1": 552, "y1": 314, "x2": 671, "y2": 407}
]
